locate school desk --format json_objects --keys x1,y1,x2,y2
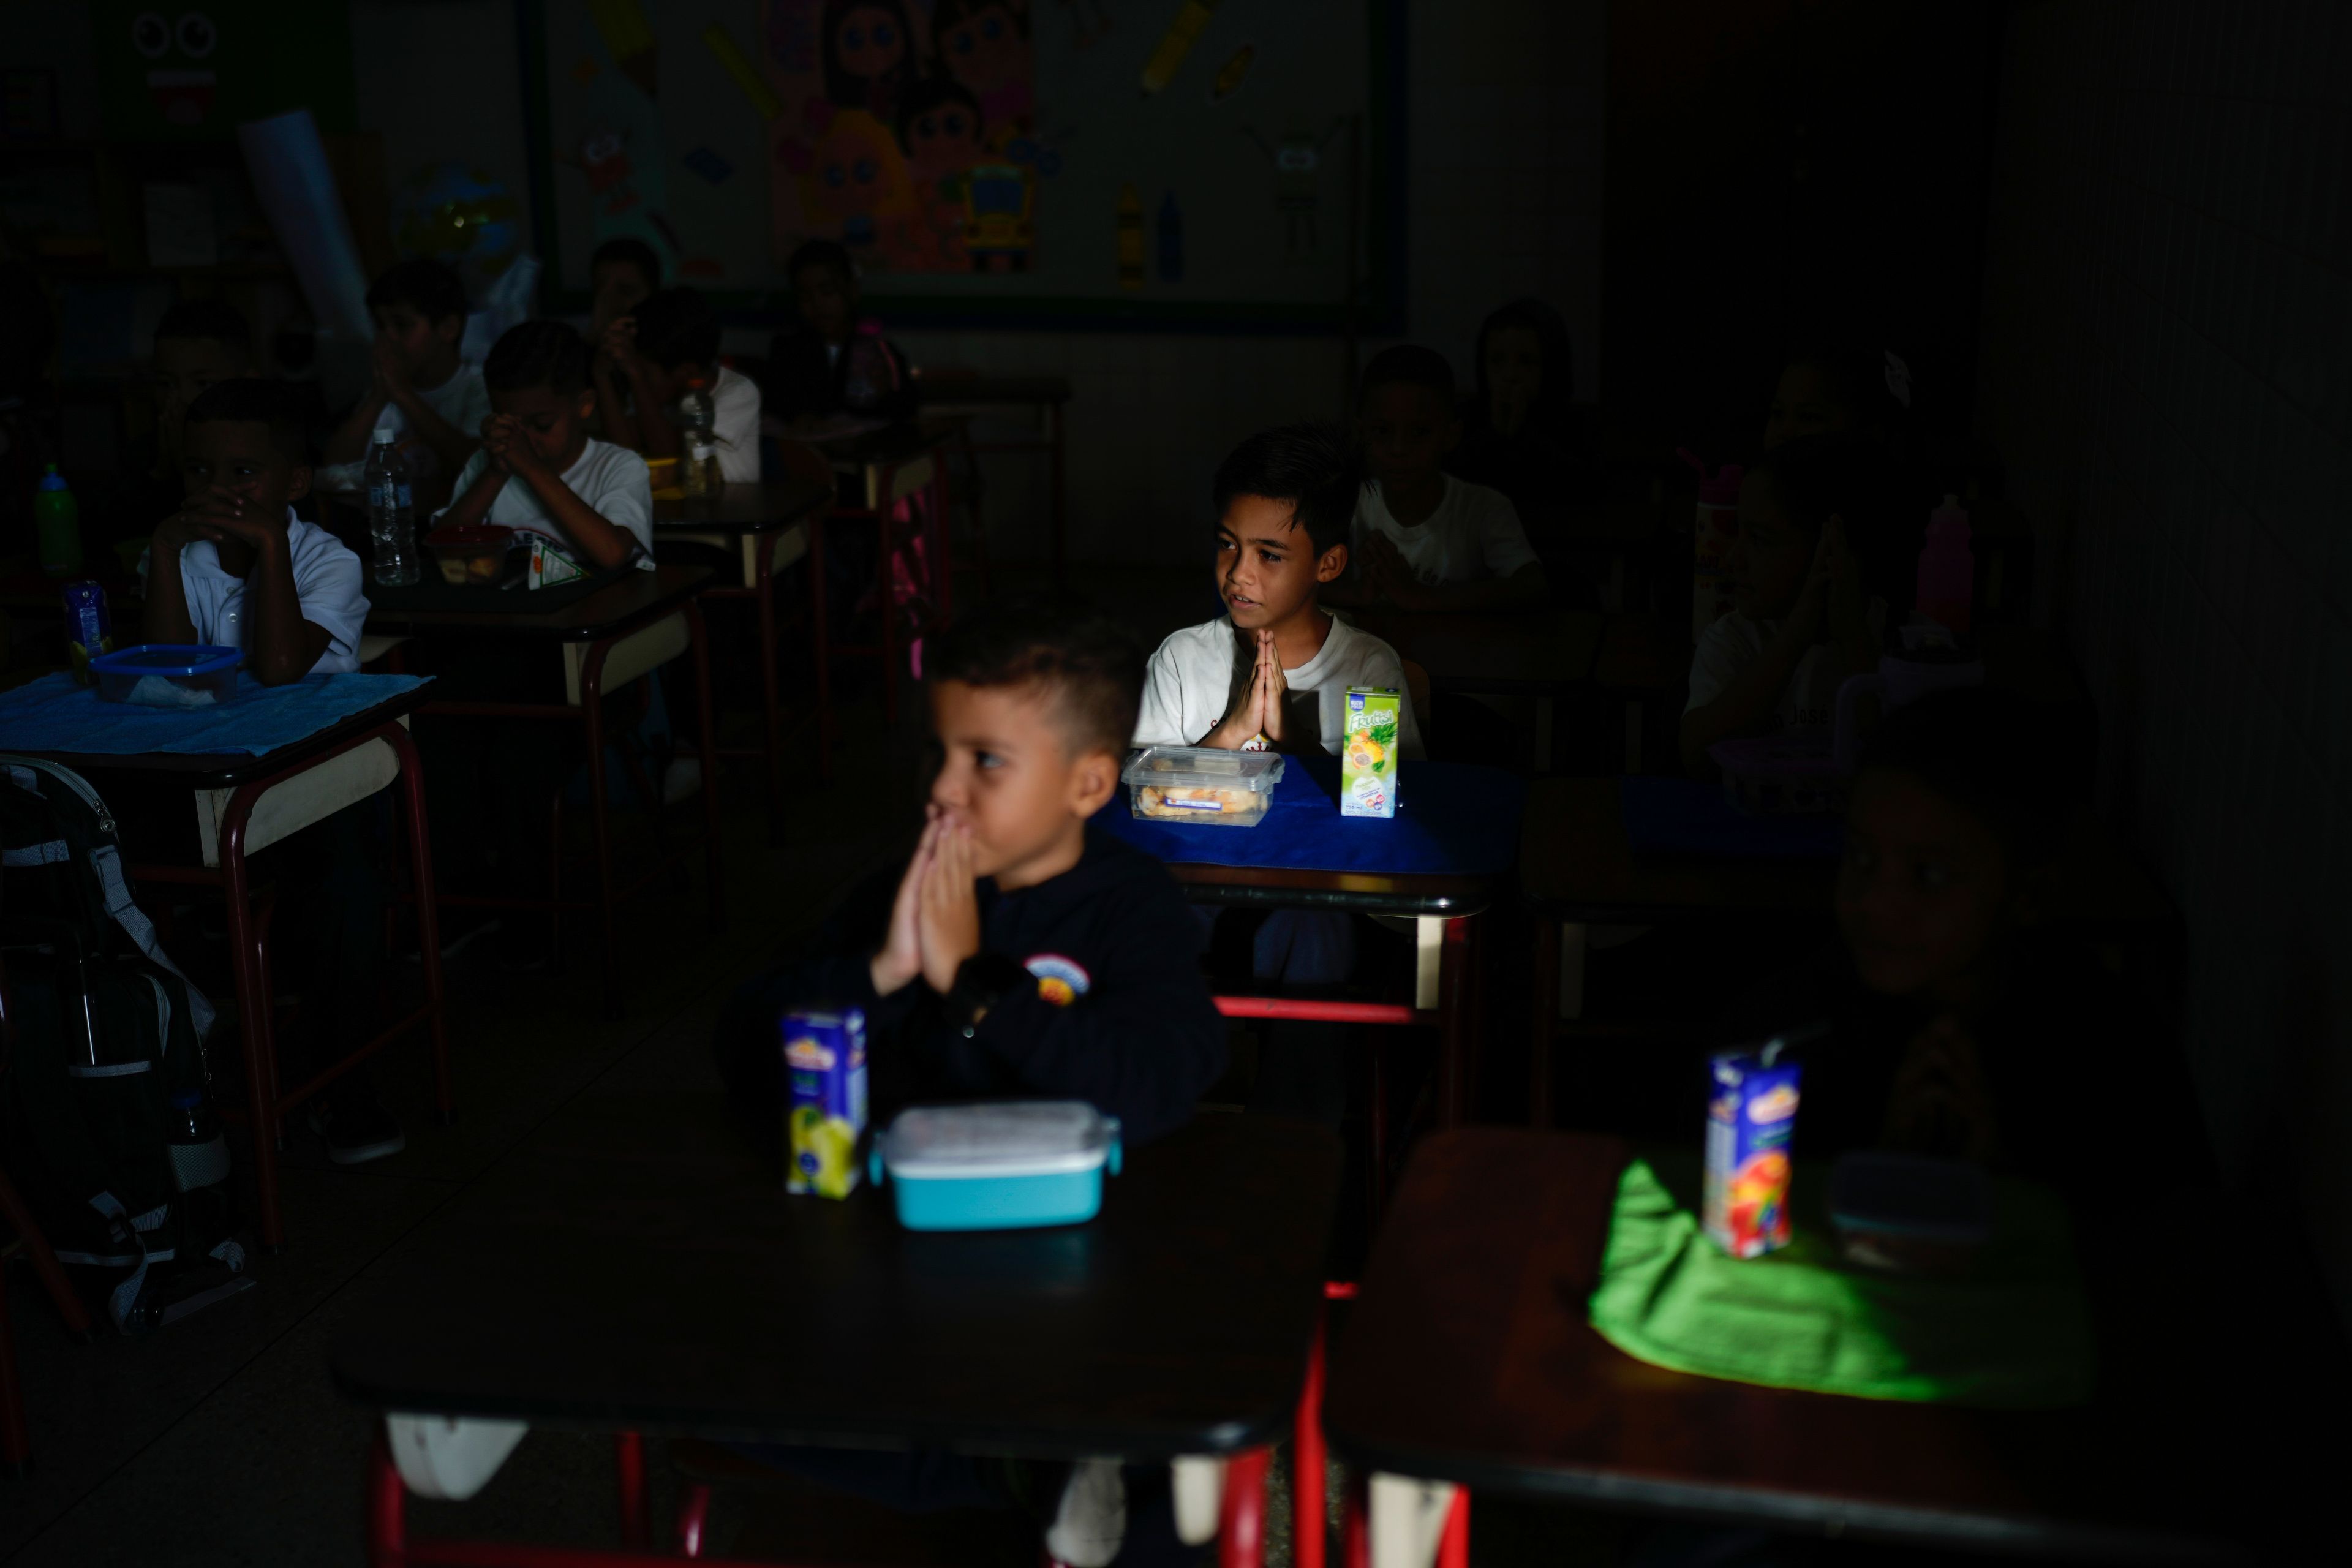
[
  {"x1": 805, "y1": 418, "x2": 962, "y2": 723},
  {"x1": 1518, "y1": 776, "x2": 2178, "y2": 1126},
  {"x1": 331, "y1": 1093, "x2": 1341, "y2": 1568},
  {"x1": 653, "y1": 479, "x2": 834, "y2": 828},
  {"x1": 9, "y1": 680, "x2": 447, "y2": 1253},
  {"x1": 1356, "y1": 609, "x2": 1604, "y2": 771},
  {"x1": 364, "y1": 565, "x2": 722, "y2": 1018},
  {"x1": 913, "y1": 371, "x2": 1072, "y2": 578},
  {"x1": 1323, "y1": 1128, "x2": 2270, "y2": 1566}
]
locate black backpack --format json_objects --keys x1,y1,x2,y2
[{"x1": 0, "y1": 755, "x2": 243, "y2": 1332}]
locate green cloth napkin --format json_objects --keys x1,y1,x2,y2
[{"x1": 1586, "y1": 1153, "x2": 2095, "y2": 1409}]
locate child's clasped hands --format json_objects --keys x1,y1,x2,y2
[
  {"x1": 869, "y1": 806, "x2": 983, "y2": 998},
  {"x1": 1204, "y1": 627, "x2": 1290, "y2": 750}
]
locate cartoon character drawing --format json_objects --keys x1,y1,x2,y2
[
  {"x1": 895, "y1": 77, "x2": 988, "y2": 267},
  {"x1": 784, "y1": 106, "x2": 924, "y2": 265},
  {"x1": 821, "y1": 0, "x2": 919, "y2": 123},
  {"x1": 933, "y1": 0, "x2": 1033, "y2": 134},
  {"x1": 1243, "y1": 119, "x2": 1346, "y2": 263},
  {"x1": 963, "y1": 162, "x2": 1035, "y2": 273}
]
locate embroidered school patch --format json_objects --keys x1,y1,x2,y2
[{"x1": 1025, "y1": 954, "x2": 1091, "y2": 1006}]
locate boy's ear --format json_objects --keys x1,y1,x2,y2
[
  {"x1": 286, "y1": 463, "x2": 312, "y2": 504},
  {"x1": 576, "y1": 386, "x2": 597, "y2": 422},
  {"x1": 434, "y1": 314, "x2": 464, "y2": 347},
  {"x1": 1316, "y1": 540, "x2": 1349, "y2": 585},
  {"x1": 1067, "y1": 745, "x2": 1121, "y2": 818}
]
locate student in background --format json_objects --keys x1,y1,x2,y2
[
  {"x1": 1679, "y1": 432, "x2": 1921, "y2": 770},
  {"x1": 140, "y1": 378, "x2": 403, "y2": 1161},
  {"x1": 767, "y1": 239, "x2": 918, "y2": 427},
  {"x1": 586, "y1": 236, "x2": 660, "y2": 347},
  {"x1": 1329, "y1": 345, "x2": 1547, "y2": 614},
  {"x1": 433, "y1": 321, "x2": 653, "y2": 571},
  {"x1": 1763, "y1": 332, "x2": 1914, "y2": 456},
  {"x1": 322, "y1": 259, "x2": 489, "y2": 506},
  {"x1": 1450, "y1": 297, "x2": 1580, "y2": 510},
  {"x1": 595, "y1": 286, "x2": 763, "y2": 482},
  {"x1": 99, "y1": 298, "x2": 257, "y2": 556}
]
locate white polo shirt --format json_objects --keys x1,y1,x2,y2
[
  {"x1": 164, "y1": 510, "x2": 370, "y2": 676},
  {"x1": 1134, "y1": 614, "x2": 1427, "y2": 759},
  {"x1": 434, "y1": 437, "x2": 655, "y2": 568}
]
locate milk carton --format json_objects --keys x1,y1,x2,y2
[
  {"x1": 1703, "y1": 1039, "x2": 1801, "y2": 1258},
  {"x1": 1341, "y1": 687, "x2": 1401, "y2": 818},
  {"x1": 783, "y1": 1007, "x2": 868, "y2": 1197}
]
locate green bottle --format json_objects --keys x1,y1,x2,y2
[{"x1": 35, "y1": 465, "x2": 80, "y2": 579}]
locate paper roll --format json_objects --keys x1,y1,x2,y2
[{"x1": 236, "y1": 110, "x2": 372, "y2": 341}]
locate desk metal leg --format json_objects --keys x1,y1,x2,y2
[
  {"x1": 216, "y1": 813, "x2": 285, "y2": 1250},
  {"x1": 1437, "y1": 916, "x2": 1474, "y2": 1127},
  {"x1": 1218, "y1": 1447, "x2": 1270, "y2": 1568},
  {"x1": 687, "y1": 600, "x2": 726, "y2": 926},
  {"x1": 615, "y1": 1431, "x2": 650, "y2": 1549},
  {"x1": 809, "y1": 513, "x2": 834, "y2": 778},
  {"x1": 753, "y1": 548, "x2": 785, "y2": 839},
  {"x1": 1295, "y1": 1313, "x2": 1329, "y2": 1568},
  {"x1": 578, "y1": 643, "x2": 624, "y2": 1019},
  {"x1": 384, "y1": 723, "x2": 453, "y2": 1125}
]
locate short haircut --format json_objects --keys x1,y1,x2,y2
[
  {"x1": 895, "y1": 75, "x2": 985, "y2": 149},
  {"x1": 1856, "y1": 690, "x2": 2065, "y2": 869},
  {"x1": 927, "y1": 595, "x2": 1144, "y2": 760},
  {"x1": 1359, "y1": 343, "x2": 1457, "y2": 405},
  {"x1": 630, "y1": 287, "x2": 722, "y2": 371},
  {"x1": 183, "y1": 377, "x2": 311, "y2": 464},
  {"x1": 590, "y1": 236, "x2": 662, "y2": 294},
  {"x1": 786, "y1": 238, "x2": 855, "y2": 290},
  {"x1": 1473, "y1": 298, "x2": 1574, "y2": 417},
  {"x1": 366, "y1": 257, "x2": 469, "y2": 326},
  {"x1": 1212, "y1": 422, "x2": 1361, "y2": 558},
  {"x1": 154, "y1": 298, "x2": 251, "y2": 356},
  {"x1": 1746, "y1": 431, "x2": 1923, "y2": 611},
  {"x1": 1781, "y1": 330, "x2": 1912, "y2": 439},
  {"x1": 484, "y1": 320, "x2": 591, "y2": 396}
]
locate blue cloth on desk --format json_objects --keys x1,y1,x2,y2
[
  {"x1": 1619, "y1": 774, "x2": 1845, "y2": 860},
  {"x1": 1097, "y1": 755, "x2": 1525, "y2": 878},
  {"x1": 0, "y1": 672, "x2": 430, "y2": 758}
]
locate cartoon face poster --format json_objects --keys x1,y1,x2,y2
[{"x1": 761, "y1": 0, "x2": 1038, "y2": 274}]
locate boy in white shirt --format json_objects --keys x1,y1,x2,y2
[
  {"x1": 435, "y1": 321, "x2": 655, "y2": 570},
  {"x1": 143, "y1": 378, "x2": 368, "y2": 681},
  {"x1": 1329, "y1": 344, "x2": 1547, "y2": 614},
  {"x1": 1135, "y1": 423, "x2": 1421, "y2": 1123},
  {"x1": 595, "y1": 285, "x2": 763, "y2": 483},
  {"x1": 1680, "y1": 431, "x2": 1919, "y2": 770},
  {"x1": 140, "y1": 378, "x2": 405, "y2": 1164},
  {"x1": 322, "y1": 258, "x2": 489, "y2": 508}
]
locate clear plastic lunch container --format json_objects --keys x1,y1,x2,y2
[
  {"x1": 1120, "y1": 745, "x2": 1286, "y2": 828},
  {"x1": 869, "y1": 1101, "x2": 1122, "y2": 1231},
  {"x1": 89, "y1": 644, "x2": 241, "y2": 707}
]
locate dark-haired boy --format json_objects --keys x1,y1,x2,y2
[
  {"x1": 595, "y1": 285, "x2": 763, "y2": 481},
  {"x1": 434, "y1": 320, "x2": 653, "y2": 571},
  {"x1": 587, "y1": 236, "x2": 660, "y2": 346},
  {"x1": 323, "y1": 258, "x2": 489, "y2": 503},
  {"x1": 767, "y1": 238, "x2": 918, "y2": 426},
  {"x1": 1330, "y1": 344, "x2": 1545, "y2": 613}
]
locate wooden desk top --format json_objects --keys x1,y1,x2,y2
[
  {"x1": 1164, "y1": 861, "x2": 1498, "y2": 919},
  {"x1": 361, "y1": 564, "x2": 714, "y2": 641},
  {"x1": 820, "y1": 416, "x2": 965, "y2": 473},
  {"x1": 331, "y1": 1096, "x2": 1341, "y2": 1458},
  {"x1": 1354, "y1": 610, "x2": 1605, "y2": 696},
  {"x1": 18, "y1": 682, "x2": 429, "y2": 789},
  {"x1": 653, "y1": 480, "x2": 832, "y2": 535},
  {"x1": 1520, "y1": 777, "x2": 2175, "y2": 932},
  {"x1": 1324, "y1": 1129, "x2": 2254, "y2": 1561}
]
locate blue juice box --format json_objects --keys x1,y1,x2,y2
[
  {"x1": 783, "y1": 1007, "x2": 867, "y2": 1197},
  {"x1": 1703, "y1": 1040, "x2": 1802, "y2": 1259}
]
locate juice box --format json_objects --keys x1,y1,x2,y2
[
  {"x1": 783, "y1": 1007, "x2": 867, "y2": 1197},
  {"x1": 1702, "y1": 1040, "x2": 1801, "y2": 1258},
  {"x1": 1340, "y1": 687, "x2": 1401, "y2": 818}
]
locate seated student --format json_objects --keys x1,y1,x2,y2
[
  {"x1": 323, "y1": 258, "x2": 490, "y2": 506},
  {"x1": 1450, "y1": 296, "x2": 1580, "y2": 510},
  {"x1": 714, "y1": 596, "x2": 1223, "y2": 1567},
  {"x1": 1326, "y1": 344, "x2": 1547, "y2": 615},
  {"x1": 140, "y1": 378, "x2": 403, "y2": 1161},
  {"x1": 766, "y1": 238, "x2": 918, "y2": 427},
  {"x1": 594, "y1": 285, "x2": 763, "y2": 482},
  {"x1": 1679, "y1": 431, "x2": 1921, "y2": 771},
  {"x1": 433, "y1": 320, "x2": 654, "y2": 571},
  {"x1": 586, "y1": 235, "x2": 660, "y2": 347},
  {"x1": 1763, "y1": 331, "x2": 1914, "y2": 456}
]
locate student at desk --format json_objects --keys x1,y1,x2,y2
[
  {"x1": 321, "y1": 258, "x2": 489, "y2": 510},
  {"x1": 766, "y1": 238, "x2": 918, "y2": 429},
  {"x1": 140, "y1": 378, "x2": 405, "y2": 1162},
  {"x1": 592, "y1": 286, "x2": 764, "y2": 483}
]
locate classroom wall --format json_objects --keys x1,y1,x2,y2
[
  {"x1": 1975, "y1": 1, "x2": 2352, "y2": 1316},
  {"x1": 349, "y1": 0, "x2": 533, "y2": 203}
]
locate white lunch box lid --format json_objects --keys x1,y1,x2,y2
[{"x1": 878, "y1": 1101, "x2": 1119, "y2": 1180}]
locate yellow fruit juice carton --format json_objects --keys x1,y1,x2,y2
[
  {"x1": 783, "y1": 1006, "x2": 867, "y2": 1197},
  {"x1": 1341, "y1": 687, "x2": 1401, "y2": 818}
]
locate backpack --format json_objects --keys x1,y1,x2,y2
[{"x1": 0, "y1": 755, "x2": 243, "y2": 1331}]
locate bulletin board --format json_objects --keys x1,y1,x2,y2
[{"x1": 518, "y1": 0, "x2": 1405, "y2": 330}]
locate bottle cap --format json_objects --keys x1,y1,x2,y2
[
  {"x1": 372, "y1": 428, "x2": 397, "y2": 445},
  {"x1": 38, "y1": 463, "x2": 67, "y2": 491}
]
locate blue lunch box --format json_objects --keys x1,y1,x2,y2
[
  {"x1": 869, "y1": 1101, "x2": 1122, "y2": 1231},
  {"x1": 89, "y1": 644, "x2": 241, "y2": 707}
]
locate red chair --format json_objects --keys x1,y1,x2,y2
[{"x1": 0, "y1": 956, "x2": 98, "y2": 1478}]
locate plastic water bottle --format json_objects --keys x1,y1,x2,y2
[
  {"x1": 676, "y1": 377, "x2": 716, "y2": 497},
  {"x1": 1915, "y1": 492, "x2": 1975, "y2": 637},
  {"x1": 364, "y1": 429, "x2": 421, "y2": 586},
  {"x1": 166, "y1": 1087, "x2": 232, "y2": 1193},
  {"x1": 35, "y1": 464, "x2": 80, "y2": 578}
]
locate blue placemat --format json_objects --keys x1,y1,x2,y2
[
  {"x1": 1096, "y1": 755, "x2": 1525, "y2": 878},
  {"x1": 0, "y1": 672, "x2": 431, "y2": 758},
  {"x1": 1619, "y1": 774, "x2": 1845, "y2": 860}
]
